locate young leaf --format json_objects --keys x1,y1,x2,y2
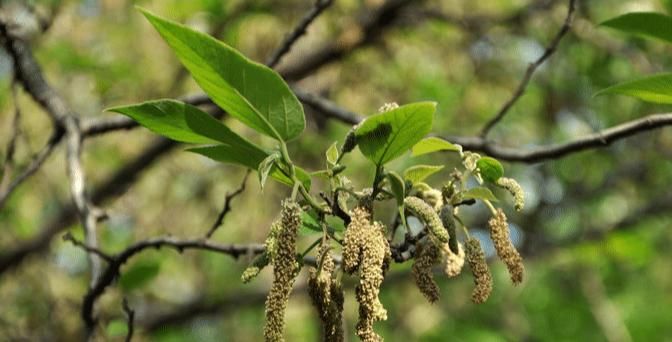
[
  {"x1": 355, "y1": 102, "x2": 436, "y2": 166},
  {"x1": 594, "y1": 73, "x2": 672, "y2": 104},
  {"x1": 600, "y1": 12, "x2": 672, "y2": 44},
  {"x1": 403, "y1": 164, "x2": 444, "y2": 183},
  {"x1": 188, "y1": 146, "x2": 312, "y2": 190},
  {"x1": 139, "y1": 8, "x2": 305, "y2": 141},
  {"x1": 477, "y1": 157, "x2": 504, "y2": 183},
  {"x1": 386, "y1": 171, "x2": 406, "y2": 207},
  {"x1": 462, "y1": 187, "x2": 499, "y2": 202},
  {"x1": 326, "y1": 141, "x2": 339, "y2": 166},
  {"x1": 301, "y1": 210, "x2": 322, "y2": 233},
  {"x1": 411, "y1": 137, "x2": 461, "y2": 156},
  {"x1": 258, "y1": 152, "x2": 280, "y2": 190},
  {"x1": 107, "y1": 99, "x2": 217, "y2": 144}
]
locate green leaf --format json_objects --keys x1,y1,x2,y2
[
  {"x1": 326, "y1": 142, "x2": 339, "y2": 166},
  {"x1": 462, "y1": 187, "x2": 498, "y2": 202},
  {"x1": 119, "y1": 260, "x2": 161, "y2": 292},
  {"x1": 301, "y1": 210, "x2": 322, "y2": 233},
  {"x1": 600, "y1": 12, "x2": 672, "y2": 44},
  {"x1": 411, "y1": 137, "x2": 461, "y2": 156},
  {"x1": 477, "y1": 157, "x2": 504, "y2": 183},
  {"x1": 139, "y1": 8, "x2": 305, "y2": 141},
  {"x1": 386, "y1": 171, "x2": 406, "y2": 207},
  {"x1": 258, "y1": 152, "x2": 280, "y2": 190},
  {"x1": 188, "y1": 145, "x2": 311, "y2": 190},
  {"x1": 355, "y1": 102, "x2": 435, "y2": 165},
  {"x1": 594, "y1": 73, "x2": 672, "y2": 104},
  {"x1": 106, "y1": 320, "x2": 128, "y2": 338},
  {"x1": 107, "y1": 99, "x2": 217, "y2": 144},
  {"x1": 403, "y1": 164, "x2": 444, "y2": 183}
]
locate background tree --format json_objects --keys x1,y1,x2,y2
[{"x1": 1, "y1": 0, "x2": 671, "y2": 341}]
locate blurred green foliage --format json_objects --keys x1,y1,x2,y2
[{"x1": 1, "y1": 0, "x2": 671, "y2": 341}]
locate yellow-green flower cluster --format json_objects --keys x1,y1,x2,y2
[
  {"x1": 497, "y1": 177, "x2": 525, "y2": 212},
  {"x1": 308, "y1": 243, "x2": 344, "y2": 342},
  {"x1": 264, "y1": 200, "x2": 302, "y2": 342},
  {"x1": 343, "y1": 207, "x2": 391, "y2": 342},
  {"x1": 488, "y1": 209, "x2": 524, "y2": 284},
  {"x1": 465, "y1": 237, "x2": 493, "y2": 304},
  {"x1": 412, "y1": 240, "x2": 442, "y2": 303},
  {"x1": 404, "y1": 196, "x2": 449, "y2": 244}
]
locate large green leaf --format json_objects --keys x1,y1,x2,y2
[
  {"x1": 139, "y1": 8, "x2": 305, "y2": 141},
  {"x1": 107, "y1": 99, "x2": 217, "y2": 144},
  {"x1": 595, "y1": 73, "x2": 672, "y2": 104},
  {"x1": 601, "y1": 12, "x2": 672, "y2": 44},
  {"x1": 411, "y1": 137, "x2": 461, "y2": 156},
  {"x1": 355, "y1": 102, "x2": 436, "y2": 166}
]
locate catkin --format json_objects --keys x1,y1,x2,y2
[
  {"x1": 465, "y1": 237, "x2": 493, "y2": 304},
  {"x1": 404, "y1": 196, "x2": 450, "y2": 244},
  {"x1": 442, "y1": 242, "x2": 465, "y2": 278},
  {"x1": 497, "y1": 177, "x2": 525, "y2": 212},
  {"x1": 412, "y1": 240, "x2": 442, "y2": 303},
  {"x1": 264, "y1": 200, "x2": 301, "y2": 342},
  {"x1": 439, "y1": 205, "x2": 458, "y2": 254},
  {"x1": 342, "y1": 207, "x2": 391, "y2": 342},
  {"x1": 420, "y1": 188, "x2": 443, "y2": 211},
  {"x1": 308, "y1": 243, "x2": 344, "y2": 342},
  {"x1": 488, "y1": 209, "x2": 524, "y2": 285}
]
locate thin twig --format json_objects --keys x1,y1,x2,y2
[
  {"x1": 62, "y1": 232, "x2": 114, "y2": 263},
  {"x1": 479, "y1": 0, "x2": 577, "y2": 138},
  {"x1": 122, "y1": 298, "x2": 135, "y2": 342},
  {"x1": 266, "y1": 0, "x2": 334, "y2": 68},
  {"x1": 205, "y1": 170, "x2": 250, "y2": 239}
]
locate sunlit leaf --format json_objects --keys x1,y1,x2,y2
[
  {"x1": 411, "y1": 137, "x2": 461, "y2": 156},
  {"x1": 140, "y1": 8, "x2": 305, "y2": 141},
  {"x1": 326, "y1": 142, "x2": 339, "y2": 166},
  {"x1": 386, "y1": 171, "x2": 406, "y2": 207},
  {"x1": 462, "y1": 187, "x2": 498, "y2": 202},
  {"x1": 595, "y1": 73, "x2": 672, "y2": 104},
  {"x1": 355, "y1": 102, "x2": 435, "y2": 166},
  {"x1": 403, "y1": 164, "x2": 444, "y2": 183},
  {"x1": 601, "y1": 12, "x2": 672, "y2": 44}
]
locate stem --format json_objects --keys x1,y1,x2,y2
[
  {"x1": 483, "y1": 199, "x2": 498, "y2": 215},
  {"x1": 301, "y1": 237, "x2": 322, "y2": 258},
  {"x1": 453, "y1": 215, "x2": 471, "y2": 238}
]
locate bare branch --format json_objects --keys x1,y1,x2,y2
[
  {"x1": 266, "y1": 0, "x2": 334, "y2": 68},
  {"x1": 205, "y1": 171, "x2": 250, "y2": 239},
  {"x1": 62, "y1": 232, "x2": 113, "y2": 263},
  {"x1": 479, "y1": 0, "x2": 577, "y2": 138},
  {"x1": 122, "y1": 298, "x2": 135, "y2": 342},
  {"x1": 78, "y1": 236, "x2": 265, "y2": 336}
]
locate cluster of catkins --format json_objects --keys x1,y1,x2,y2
[
  {"x1": 246, "y1": 174, "x2": 525, "y2": 341},
  {"x1": 406, "y1": 180, "x2": 526, "y2": 305}
]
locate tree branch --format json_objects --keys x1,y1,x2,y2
[
  {"x1": 266, "y1": 0, "x2": 334, "y2": 68},
  {"x1": 205, "y1": 171, "x2": 250, "y2": 239},
  {"x1": 479, "y1": 0, "x2": 577, "y2": 138}
]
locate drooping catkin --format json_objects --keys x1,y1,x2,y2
[
  {"x1": 342, "y1": 207, "x2": 391, "y2": 342},
  {"x1": 488, "y1": 209, "x2": 524, "y2": 285},
  {"x1": 439, "y1": 205, "x2": 458, "y2": 254},
  {"x1": 420, "y1": 188, "x2": 443, "y2": 211},
  {"x1": 264, "y1": 200, "x2": 301, "y2": 342},
  {"x1": 497, "y1": 177, "x2": 525, "y2": 212},
  {"x1": 307, "y1": 243, "x2": 344, "y2": 342},
  {"x1": 412, "y1": 240, "x2": 442, "y2": 303},
  {"x1": 441, "y1": 242, "x2": 465, "y2": 278},
  {"x1": 404, "y1": 196, "x2": 449, "y2": 244},
  {"x1": 465, "y1": 237, "x2": 493, "y2": 304}
]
